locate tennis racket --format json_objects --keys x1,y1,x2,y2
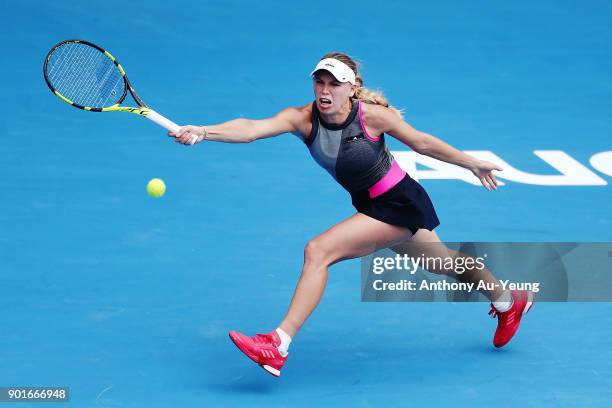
[{"x1": 43, "y1": 39, "x2": 197, "y2": 144}]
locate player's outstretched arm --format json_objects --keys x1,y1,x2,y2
[
  {"x1": 169, "y1": 107, "x2": 304, "y2": 144},
  {"x1": 364, "y1": 104, "x2": 503, "y2": 191}
]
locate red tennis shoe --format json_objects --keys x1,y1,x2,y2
[
  {"x1": 229, "y1": 330, "x2": 288, "y2": 377},
  {"x1": 489, "y1": 290, "x2": 535, "y2": 348}
]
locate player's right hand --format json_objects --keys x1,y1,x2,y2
[{"x1": 168, "y1": 125, "x2": 207, "y2": 145}]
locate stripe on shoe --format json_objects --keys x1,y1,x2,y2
[{"x1": 263, "y1": 364, "x2": 280, "y2": 377}]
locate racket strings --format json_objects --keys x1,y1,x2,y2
[
  {"x1": 48, "y1": 44, "x2": 89, "y2": 99},
  {"x1": 55, "y1": 45, "x2": 100, "y2": 104},
  {"x1": 74, "y1": 44, "x2": 122, "y2": 107},
  {"x1": 58, "y1": 43, "x2": 121, "y2": 107},
  {"x1": 46, "y1": 42, "x2": 126, "y2": 108},
  {"x1": 48, "y1": 44, "x2": 79, "y2": 96}
]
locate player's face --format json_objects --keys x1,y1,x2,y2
[{"x1": 313, "y1": 71, "x2": 355, "y2": 114}]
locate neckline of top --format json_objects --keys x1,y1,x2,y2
[{"x1": 315, "y1": 99, "x2": 359, "y2": 131}]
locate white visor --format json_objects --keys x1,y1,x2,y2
[{"x1": 310, "y1": 58, "x2": 356, "y2": 85}]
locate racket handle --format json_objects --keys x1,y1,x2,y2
[{"x1": 146, "y1": 109, "x2": 198, "y2": 145}]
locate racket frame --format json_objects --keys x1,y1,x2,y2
[
  {"x1": 43, "y1": 39, "x2": 190, "y2": 138},
  {"x1": 44, "y1": 40, "x2": 146, "y2": 112}
]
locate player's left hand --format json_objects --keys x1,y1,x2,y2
[{"x1": 470, "y1": 160, "x2": 503, "y2": 191}]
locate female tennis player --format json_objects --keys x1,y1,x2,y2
[{"x1": 169, "y1": 52, "x2": 534, "y2": 377}]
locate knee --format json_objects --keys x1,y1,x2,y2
[{"x1": 303, "y1": 238, "x2": 330, "y2": 267}]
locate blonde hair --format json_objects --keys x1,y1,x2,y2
[{"x1": 320, "y1": 52, "x2": 403, "y2": 118}]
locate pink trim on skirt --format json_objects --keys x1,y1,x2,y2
[{"x1": 368, "y1": 161, "x2": 407, "y2": 199}]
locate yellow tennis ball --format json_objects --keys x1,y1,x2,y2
[{"x1": 147, "y1": 178, "x2": 166, "y2": 198}]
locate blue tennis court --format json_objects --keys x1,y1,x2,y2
[{"x1": 1, "y1": 1, "x2": 611, "y2": 406}]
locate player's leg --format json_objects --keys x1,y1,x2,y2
[
  {"x1": 390, "y1": 228, "x2": 534, "y2": 348},
  {"x1": 390, "y1": 228, "x2": 504, "y2": 301},
  {"x1": 229, "y1": 213, "x2": 412, "y2": 376},
  {"x1": 279, "y1": 212, "x2": 412, "y2": 337}
]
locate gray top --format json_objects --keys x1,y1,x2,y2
[{"x1": 303, "y1": 100, "x2": 394, "y2": 193}]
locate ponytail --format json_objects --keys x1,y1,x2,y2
[{"x1": 354, "y1": 81, "x2": 403, "y2": 118}]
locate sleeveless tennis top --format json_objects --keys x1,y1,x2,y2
[{"x1": 303, "y1": 100, "x2": 401, "y2": 195}]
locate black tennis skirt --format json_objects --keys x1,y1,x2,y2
[{"x1": 350, "y1": 173, "x2": 440, "y2": 235}]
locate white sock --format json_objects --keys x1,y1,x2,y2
[
  {"x1": 275, "y1": 328, "x2": 291, "y2": 356},
  {"x1": 492, "y1": 290, "x2": 513, "y2": 312}
]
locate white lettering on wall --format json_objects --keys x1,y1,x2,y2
[
  {"x1": 590, "y1": 151, "x2": 612, "y2": 177},
  {"x1": 392, "y1": 150, "x2": 608, "y2": 186}
]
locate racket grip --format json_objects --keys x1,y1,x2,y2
[{"x1": 146, "y1": 109, "x2": 198, "y2": 144}]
